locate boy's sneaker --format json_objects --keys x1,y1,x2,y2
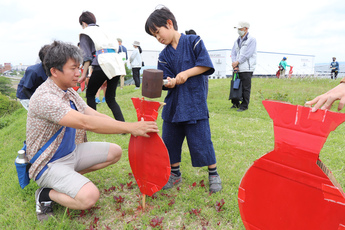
[
  {"x1": 209, "y1": 175, "x2": 222, "y2": 193},
  {"x1": 95, "y1": 97, "x2": 101, "y2": 104},
  {"x1": 35, "y1": 188, "x2": 54, "y2": 221},
  {"x1": 162, "y1": 173, "x2": 182, "y2": 190},
  {"x1": 102, "y1": 97, "x2": 106, "y2": 103}
]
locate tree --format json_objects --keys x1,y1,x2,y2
[{"x1": 0, "y1": 76, "x2": 15, "y2": 96}]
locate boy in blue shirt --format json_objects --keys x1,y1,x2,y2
[
  {"x1": 16, "y1": 45, "x2": 50, "y2": 110},
  {"x1": 145, "y1": 6, "x2": 222, "y2": 193}
]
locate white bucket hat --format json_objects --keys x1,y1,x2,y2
[{"x1": 133, "y1": 41, "x2": 140, "y2": 46}]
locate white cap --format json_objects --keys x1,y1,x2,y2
[
  {"x1": 234, "y1": 21, "x2": 250, "y2": 29},
  {"x1": 133, "y1": 41, "x2": 140, "y2": 46}
]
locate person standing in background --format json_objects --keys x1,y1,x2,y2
[
  {"x1": 231, "y1": 21, "x2": 257, "y2": 112},
  {"x1": 330, "y1": 57, "x2": 339, "y2": 80},
  {"x1": 130, "y1": 41, "x2": 142, "y2": 89},
  {"x1": 278, "y1": 57, "x2": 290, "y2": 79},
  {"x1": 78, "y1": 11, "x2": 125, "y2": 121},
  {"x1": 117, "y1": 38, "x2": 128, "y2": 89}
]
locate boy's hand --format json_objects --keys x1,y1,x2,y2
[
  {"x1": 164, "y1": 77, "x2": 176, "y2": 88},
  {"x1": 175, "y1": 71, "x2": 189, "y2": 85}
]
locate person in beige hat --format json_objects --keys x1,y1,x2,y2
[{"x1": 129, "y1": 41, "x2": 142, "y2": 89}]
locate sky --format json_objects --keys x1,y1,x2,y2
[{"x1": 1, "y1": 0, "x2": 345, "y2": 66}]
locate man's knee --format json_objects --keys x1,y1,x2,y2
[
  {"x1": 76, "y1": 182, "x2": 100, "y2": 210},
  {"x1": 108, "y1": 143, "x2": 122, "y2": 164}
]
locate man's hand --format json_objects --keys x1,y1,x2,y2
[
  {"x1": 59, "y1": 108, "x2": 159, "y2": 135},
  {"x1": 232, "y1": 61, "x2": 239, "y2": 69},
  {"x1": 305, "y1": 83, "x2": 345, "y2": 112},
  {"x1": 130, "y1": 119, "x2": 159, "y2": 138}
]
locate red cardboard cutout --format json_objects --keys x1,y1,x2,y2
[
  {"x1": 128, "y1": 97, "x2": 170, "y2": 196},
  {"x1": 288, "y1": 66, "x2": 293, "y2": 78},
  {"x1": 238, "y1": 100, "x2": 345, "y2": 230}
]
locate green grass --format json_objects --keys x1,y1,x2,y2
[{"x1": 0, "y1": 77, "x2": 344, "y2": 229}]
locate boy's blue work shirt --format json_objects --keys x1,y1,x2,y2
[
  {"x1": 158, "y1": 34, "x2": 214, "y2": 123},
  {"x1": 16, "y1": 63, "x2": 48, "y2": 99}
]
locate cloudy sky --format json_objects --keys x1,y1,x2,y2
[{"x1": 1, "y1": 0, "x2": 344, "y2": 66}]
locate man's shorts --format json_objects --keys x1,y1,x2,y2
[
  {"x1": 19, "y1": 99, "x2": 30, "y2": 111},
  {"x1": 162, "y1": 119, "x2": 216, "y2": 167},
  {"x1": 36, "y1": 142, "x2": 109, "y2": 198}
]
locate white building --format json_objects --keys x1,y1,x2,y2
[
  {"x1": 127, "y1": 49, "x2": 315, "y2": 78},
  {"x1": 12, "y1": 64, "x2": 30, "y2": 71},
  {"x1": 209, "y1": 49, "x2": 315, "y2": 79}
]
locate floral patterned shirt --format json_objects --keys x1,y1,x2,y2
[{"x1": 26, "y1": 78, "x2": 88, "y2": 180}]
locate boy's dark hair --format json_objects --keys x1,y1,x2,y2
[
  {"x1": 43, "y1": 41, "x2": 83, "y2": 77},
  {"x1": 185, "y1": 29, "x2": 197, "y2": 35},
  {"x1": 38, "y1": 44, "x2": 51, "y2": 62},
  {"x1": 79, "y1": 11, "x2": 96, "y2": 25},
  {"x1": 145, "y1": 6, "x2": 178, "y2": 36}
]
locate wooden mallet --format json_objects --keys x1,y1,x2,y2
[{"x1": 141, "y1": 69, "x2": 169, "y2": 99}]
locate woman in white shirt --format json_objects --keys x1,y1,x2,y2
[{"x1": 129, "y1": 41, "x2": 142, "y2": 89}]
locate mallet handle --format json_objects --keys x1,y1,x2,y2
[{"x1": 163, "y1": 79, "x2": 169, "y2": 85}]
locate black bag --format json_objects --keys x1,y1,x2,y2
[{"x1": 229, "y1": 73, "x2": 243, "y2": 101}]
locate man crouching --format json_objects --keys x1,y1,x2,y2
[{"x1": 26, "y1": 40, "x2": 158, "y2": 221}]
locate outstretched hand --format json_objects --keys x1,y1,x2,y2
[
  {"x1": 131, "y1": 119, "x2": 159, "y2": 138},
  {"x1": 305, "y1": 83, "x2": 345, "y2": 112}
]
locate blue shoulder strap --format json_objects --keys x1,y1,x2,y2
[{"x1": 29, "y1": 127, "x2": 64, "y2": 164}]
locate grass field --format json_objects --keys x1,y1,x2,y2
[{"x1": 0, "y1": 77, "x2": 344, "y2": 229}]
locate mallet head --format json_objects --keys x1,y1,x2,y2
[{"x1": 141, "y1": 69, "x2": 164, "y2": 98}]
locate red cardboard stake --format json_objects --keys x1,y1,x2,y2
[
  {"x1": 128, "y1": 98, "x2": 170, "y2": 198},
  {"x1": 238, "y1": 100, "x2": 345, "y2": 230}
]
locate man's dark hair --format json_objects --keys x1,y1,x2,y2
[
  {"x1": 38, "y1": 45, "x2": 51, "y2": 62},
  {"x1": 43, "y1": 41, "x2": 82, "y2": 77},
  {"x1": 145, "y1": 6, "x2": 178, "y2": 36},
  {"x1": 79, "y1": 11, "x2": 96, "y2": 25}
]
